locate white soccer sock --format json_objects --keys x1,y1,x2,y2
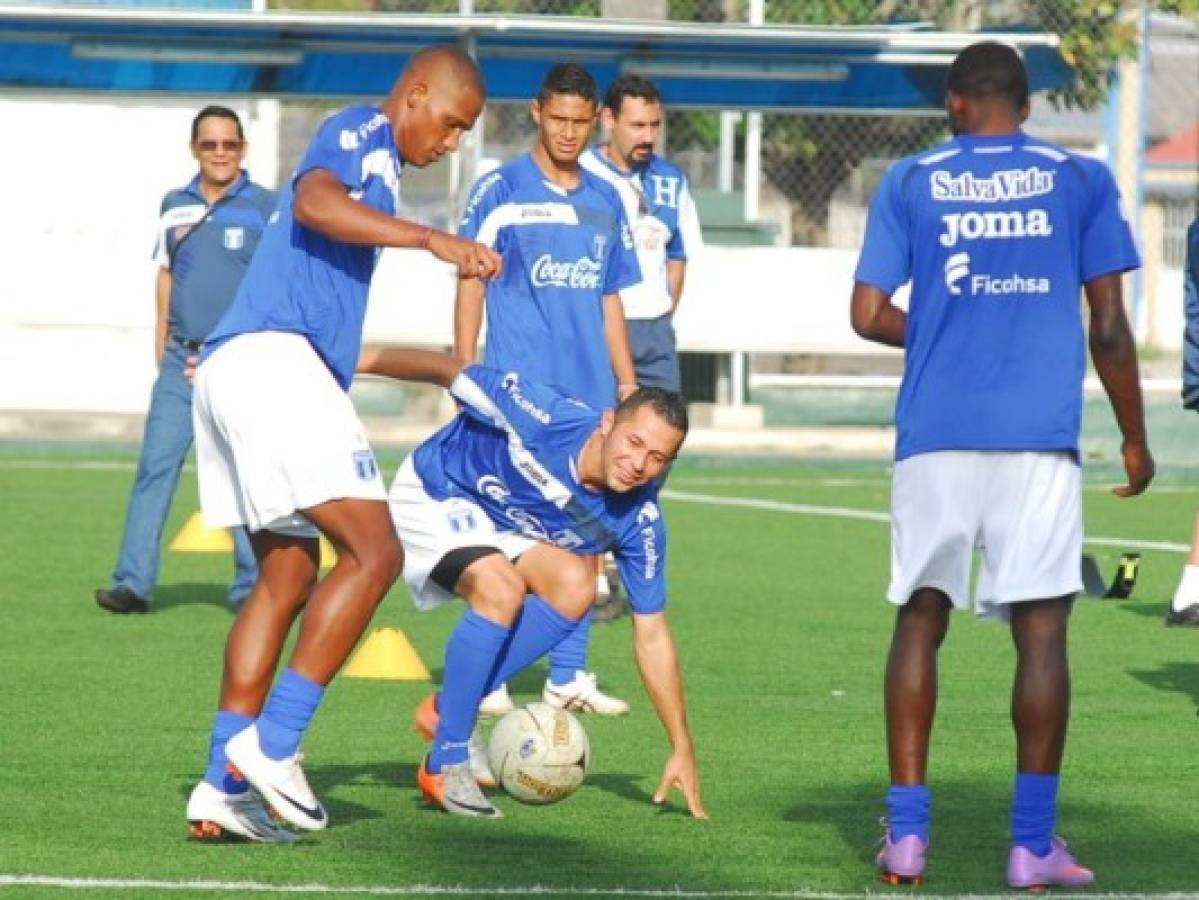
[{"x1": 1171, "y1": 564, "x2": 1199, "y2": 611}]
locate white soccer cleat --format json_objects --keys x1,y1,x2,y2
[
  {"x1": 478, "y1": 683, "x2": 516, "y2": 717},
  {"x1": 469, "y1": 725, "x2": 497, "y2": 788},
  {"x1": 225, "y1": 724, "x2": 328, "y2": 832},
  {"x1": 542, "y1": 670, "x2": 630, "y2": 716},
  {"x1": 185, "y1": 781, "x2": 298, "y2": 843}
]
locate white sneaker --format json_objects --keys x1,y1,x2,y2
[
  {"x1": 225, "y1": 724, "x2": 328, "y2": 832},
  {"x1": 469, "y1": 724, "x2": 496, "y2": 788},
  {"x1": 186, "y1": 781, "x2": 298, "y2": 843},
  {"x1": 542, "y1": 670, "x2": 630, "y2": 716},
  {"x1": 478, "y1": 684, "x2": 516, "y2": 717}
]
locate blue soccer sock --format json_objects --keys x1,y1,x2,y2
[
  {"x1": 886, "y1": 784, "x2": 931, "y2": 843},
  {"x1": 483, "y1": 596, "x2": 580, "y2": 696},
  {"x1": 204, "y1": 710, "x2": 253, "y2": 794},
  {"x1": 548, "y1": 606, "x2": 593, "y2": 685},
  {"x1": 429, "y1": 610, "x2": 511, "y2": 773},
  {"x1": 256, "y1": 668, "x2": 325, "y2": 761},
  {"x1": 1011, "y1": 772, "x2": 1058, "y2": 857}
]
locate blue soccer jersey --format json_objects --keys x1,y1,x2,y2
[
  {"x1": 204, "y1": 105, "x2": 404, "y2": 390},
  {"x1": 412, "y1": 365, "x2": 668, "y2": 613},
  {"x1": 458, "y1": 153, "x2": 642, "y2": 409},
  {"x1": 854, "y1": 131, "x2": 1140, "y2": 460}
]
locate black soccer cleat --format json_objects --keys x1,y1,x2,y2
[
  {"x1": 94, "y1": 586, "x2": 149, "y2": 615},
  {"x1": 1165, "y1": 603, "x2": 1199, "y2": 628}
]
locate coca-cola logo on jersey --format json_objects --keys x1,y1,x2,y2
[{"x1": 530, "y1": 254, "x2": 602, "y2": 290}]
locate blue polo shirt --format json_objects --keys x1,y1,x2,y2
[
  {"x1": 204, "y1": 105, "x2": 404, "y2": 390},
  {"x1": 458, "y1": 152, "x2": 641, "y2": 409},
  {"x1": 854, "y1": 130, "x2": 1140, "y2": 460},
  {"x1": 152, "y1": 171, "x2": 275, "y2": 343}
]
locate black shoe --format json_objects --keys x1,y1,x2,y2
[
  {"x1": 1165, "y1": 603, "x2": 1199, "y2": 627},
  {"x1": 95, "y1": 587, "x2": 148, "y2": 615}
]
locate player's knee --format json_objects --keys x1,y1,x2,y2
[
  {"x1": 468, "y1": 568, "x2": 526, "y2": 623},
  {"x1": 347, "y1": 529, "x2": 404, "y2": 596},
  {"x1": 548, "y1": 559, "x2": 595, "y2": 620}
]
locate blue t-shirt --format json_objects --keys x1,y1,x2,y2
[
  {"x1": 459, "y1": 153, "x2": 642, "y2": 409},
  {"x1": 412, "y1": 365, "x2": 668, "y2": 614},
  {"x1": 153, "y1": 171, "x2": 275, "y2": 343},
  {"x1": 204, "y1": 105, "x2": 404, "y2": 390},
  {"x1": 854, "y1": 131, "x2": 1140, "y2": 460}
]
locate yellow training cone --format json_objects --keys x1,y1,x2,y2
[
  {"x1": 319, "y1": 537, "x2": 338, "y2": 569},
  {"x1": 170, "y1": 512, "x2": 234, "y2": 552},
  {"x1": 343, "y1": 627, "x2": 431, "y2": 681}
]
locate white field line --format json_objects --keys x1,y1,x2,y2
[
  {"x1": 661, "y1": 489, "x2": 1192, "y2": 555},
  {"x1": 1, "y1": 875, "x2": 1196, "y2": 899}
]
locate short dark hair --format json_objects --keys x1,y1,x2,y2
[
  {"x1": 537, "y1": 63, "x2": 598, "y2": 106},
  {"x1": 191, "y1": 105, "x2": 244, "y2": 142},
  {"x1": 946, "y1": 41, "x2": 1029, "y2": 110},
  {"x1": 616, "y1": 387, "x2": 689, "y2": 437},
  {"x1": 603, "y1": 73, "x2": 661, "y2": 116}
]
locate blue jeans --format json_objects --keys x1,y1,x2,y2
[{"x1": 109, "y1": 340, "x2": 256, "y2": 606}]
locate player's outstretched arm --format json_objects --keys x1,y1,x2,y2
[
  {"x1": 630, "y1": 611, "x2": 708, "y2": 820},
  {"x1": 603, "y1": 293, "x2": 639, "y2": 400},
  {"x1": 292, "y1": 170, "x2": 501, "y2": 279},
  {"x1": 1084, "y1": 272, "x2": 1154, "y2": 497},
  {"x1": 357, "y1": 345, "x2": 465, "y2": 388},
  {"x1": 850, "y1": 282, "x2": 906, "y2": 348}
]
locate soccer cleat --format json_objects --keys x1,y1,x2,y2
[
  {"x1": 543, "y1": 670, "x2": 630, "y2": 716},
  {"x1": 1007, "y1": 836, "x2": 1095, "y2": 891},
  {"x1": 224, "y1": 724, "x2": 327, "y2": 832},
  {"x1": 1165, "y1": 603, "x2": 1199, "y2": 627},
  {"x1": 478, "y1": 683, "x2": 516, "y2": 717},
  {"x1": 94, "y1": 587, "x2": 148, "y2": 615},
  {"x1": 412, "y1": 693, "x2": 495, "y2": 787},
  {"x1": 876, "y1": 832, "x2": 927, "y2": 886},
  {"x1": 418, "y1": 756, "x2": 502, "y2": 818},
  {"x1": 185, "y1": 781, "x2": 299, "y2": 843}
]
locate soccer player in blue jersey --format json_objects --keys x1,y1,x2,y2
[
  {"x1": 851, "y1": 42, "x2": 1153, "y2": 889},
  {"x1": 455, "y1": 63, "x2": 642, "y2": 718},
  {"x1": 184, "y1": 46, "x2": 501, "y2": 842},
  {"x1": 356, "y1": 345, "x2": 706, "y2": 820}
]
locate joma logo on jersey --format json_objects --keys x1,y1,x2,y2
[
  {"x1": 529, "y1": 254, "x2": 601, "y2": 290},
  {"x1": 930, "y1": 167, "x2": 1055, "y2": 203},
  {"x1": 939, "y1": 209, "x2": 1052, "y2": 248}
]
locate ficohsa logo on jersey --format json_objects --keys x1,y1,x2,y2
[
  {"x1": 530, "y1": 255, "x2": 601, "y2": 290},
  {"x1": 501, "y1": 373, "x2": 551, "y2": 424}
]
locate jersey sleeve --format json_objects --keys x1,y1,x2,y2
[
  {"x1": 458, "y1": 170, "x2": 508, "y2": 247},
  {"x1": 151, "y1": 195, "x2": 172, "y2": 268},
  {"x1": 614, "y1": 500, "x2": 668, "y2": 614},
  {"x1": 853, "y1": 163, "x2": 912, "y2": 294},
  {"x1": 603, "y1": 202, "x2": 643, "y2": 296},
  {"x1": 448, "y1": 365, "x2": 571, "y2": 443},
  {"x1": 293, "y1": 108, "x2": 378, "y2": 195},
  {"x1": 1079, "y1": 162, "x2": 1141, "y2": 282},
  {"x1": 666, "y1": 176, "x2": 703, "y2": 262}
]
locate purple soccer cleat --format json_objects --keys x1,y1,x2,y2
[
  {"x1": 1007, "y1": 836, "x2": 1095, "y2": 891},
  {"x1": 877, "y1": 832, "x2": 927, "y2": 886}
]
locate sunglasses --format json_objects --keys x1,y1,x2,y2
[{"x1": 195, "y1": 139, "x2": 244, "y2": 153}]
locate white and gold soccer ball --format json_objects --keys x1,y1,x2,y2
[{"x1": 486, "y1": 701, "x2": 590, "y2": 804}]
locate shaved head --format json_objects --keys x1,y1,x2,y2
[{"x1": 385, "y1": 44, "x2": 486, "y2": 167}]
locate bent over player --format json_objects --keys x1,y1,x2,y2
[
  {"x1": 357, "y1": 345, "x2": 706, "y2": 821},
  {"x1": 851, "y1": 42, "x2": 1152, "y2": 889}
]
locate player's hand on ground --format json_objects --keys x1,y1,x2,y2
[
  {"x1": 653, "y1": 747, "x2": 708, "y2": 820},
  {"x1": 429, "y1": 232, "x2": 502, "y2": 280},
  {"x1": 1112, "y1": 439, "x2": 1154, "y2": 497}
]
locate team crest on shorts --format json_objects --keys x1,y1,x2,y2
[
  {"x1": 447, "y1": 508, "x2": 477, "y2": 534},
  {"x1": 223, "y1": 227, "x2": 245, "y2": 250},
  {"x1": 352, "y1": 450, "x2": 377, "y2": 481}
]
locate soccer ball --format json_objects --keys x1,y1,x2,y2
[{"x1": 486, "y1": 701, "x2": 590, "y2": 804}]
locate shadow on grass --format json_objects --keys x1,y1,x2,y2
[
  {"x1": 153, "y1": 582, "x2": 240, "y2": 613},
  {"x1": 1128, "y1": 661, "x2": 1199, "y2": 709},
  {"x1": 1114, "y1": 598, "x2": 1171, "y2": 620},
  {"x1": 785, "y1": 777, "x2": 1199, "y2": 892}
]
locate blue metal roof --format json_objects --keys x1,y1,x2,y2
[{"x1": 0, "y1": 5, "x2": 1071, "y2": 110}]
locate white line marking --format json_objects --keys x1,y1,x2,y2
[
  {"x1": 0, "y1": 875, "x2": 1188, "y2": 899},
  {"x1": 662, "y1": 489, "x2": 1191, "y2": 554}
]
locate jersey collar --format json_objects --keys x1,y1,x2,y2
[{"x1": 952, "y1": 130, "x2": 1029, "y2": 151}]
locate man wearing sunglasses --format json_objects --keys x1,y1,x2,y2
[{"x1": 95, "y1": 106, "x2": 274, "y2": 617}]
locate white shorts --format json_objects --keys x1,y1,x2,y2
[
  {"x1": 389, "y1": 455, "x2": 536, "y2": 611},
  {"x1": 193, "y1": 331, "x2": 386, "y2": 538},
  {"x1": 888, "y1": 450, "x2": 1083, "y2": 620}
]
